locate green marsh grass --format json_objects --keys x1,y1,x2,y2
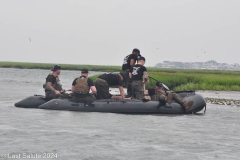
[{"x1": 1, "y1": 61, "x2": 240, "y2": 91}]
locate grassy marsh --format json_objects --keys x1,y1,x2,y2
[{"x1": 1, "y1": 61, "x2": 240, "y2": 91}]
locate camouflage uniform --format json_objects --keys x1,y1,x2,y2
[
  {"x1": 121, "y1": 69, "x2": 132, "y2": 96},
  {"x1": 45, "y1": 90, "x2": 61, "y2": 99},
  {"x1": 95, "y1": 78, "x2": 112, "y2": 99},
  {"x1": 44, "y1": 83, "x2": 71, "y2": 99},
  {"x1": 131, "y1": 80, "x2": 144, "y2": 99},
  {"x1": 151, "y1": 89, "x2": 186, "y2": 105}
]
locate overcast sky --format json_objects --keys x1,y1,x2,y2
[{"x1": 0, "y1": 0, "x2": 239, "y2": 66}]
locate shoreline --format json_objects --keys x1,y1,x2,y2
[{"x1": 1, "y1": 61, "x2": 240, "y2": 91}]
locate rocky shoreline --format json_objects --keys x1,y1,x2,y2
[{"x1": 205, "y1": 97, "x2": 240, "y2": 107}]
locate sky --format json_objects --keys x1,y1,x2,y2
[{"x1": 0, "y1": 0, "x2": 239, "y2": 66}]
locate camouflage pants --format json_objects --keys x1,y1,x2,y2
[
  {"x1": 45, "y1": 91, "x2": 72, "y2": 100},
  {"x1": 95, "y1": 79, "x2": 112, "y2": 99},
  {"x1": 121, "y1": 69, "x2": 132, "y2": 96},
  {"x1": 157, "y1": 91, "x2": 185, "y2": 105},
  {"x1": 45, "y1": 91, "x2": 61, "y2": 100},
  {"x1": 131, "y1": 80, "x2": 144, "y2": 100},
  {"x1": 72, "y1": 94, "x2": 95, "y2": 104}
]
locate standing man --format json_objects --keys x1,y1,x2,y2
[
  {"x1": 150, "y1": 82, "x2": 193, "y2": 111},
  {"x1": 72, "y1": 69, "x2": 97, "y2": 104},
  {"x1": 95, "y1": 73, "x2": 127, "y2": 99},
  {"x1": 43, "y1": 65, "x2": 65, "y2": 100},
  {"x1": 129, "y1": 57, "x2": 149, "y2": 99},
  {"x1": 121, "y1": 48, "x2": 141, "y2": 97}
]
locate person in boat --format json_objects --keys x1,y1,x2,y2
[
  {"x1": 129, "y1": 56, "x2": 149, "y2": 100},
  {"x1": 150, "y1": 82, "x2": 193, "y2": 111},
  {"x1": 95, "y1": 72, "x2": 128, "y2": 99},
  {"x1": 71, "y1": 69, "x2": 97, "y2": 104},
  {"x1": 43, "y1": 65, "x2": 66, "y2": 100},
  {"x1": 121, "y1": 48, "x2": 141, "y2": 97}
]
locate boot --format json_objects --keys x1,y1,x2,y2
[
  {"x1": 182, "y1": 101, "x2": 194, "y2": 111},
  {"x1": 167, "y1": 92, "x2": 173, "y2": 105}
]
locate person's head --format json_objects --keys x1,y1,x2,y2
[
  {"x1": 81, "y1": 68, "x2": 89, "y2": 77},
  {"x1": 137, "y1": 56, "x2": 146, "y2": 65},
  {"x1": 51, "y1": 65, "x2": 61, "y2": 76},
  {"x1": 132, "y1": 48, "x2": 141, "y2": 57},
  {"x1": 156, "y1": 81, "x2": 163, "y2": 90}
]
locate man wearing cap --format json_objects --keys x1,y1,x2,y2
[
  {"x1": 95, "y1": 72, "x2": 127, "y2": 99},
  {"x1": 150, "y1": 82, "x2": 193, "y2": 111},
  {"x1": 71, "y1": 69, "x2": 96, "y2": 104},
  {"x1": 43, "y1": 65, "x2": 65, "y2": 99},
  {"x1": 129, "y1": 56, "x2": 149, "y2": 99},
  {"x1": 121, "y1": 48, "x2": 141, "y2": 97}
]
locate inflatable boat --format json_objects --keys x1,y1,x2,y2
[{"x1": 14, "y1": 91, "x2": 206, "y2": 114}]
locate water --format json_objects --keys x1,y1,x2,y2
[{"x1": 0, "y1": 68, "x2": 240, "y2": 160}]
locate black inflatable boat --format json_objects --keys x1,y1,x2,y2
[{"x1": 15, "y1": 91, "x2": 206, "y2": 114}]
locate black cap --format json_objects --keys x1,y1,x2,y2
[
  {"x1": 51, "y1": 65, "x2": 61, "y2": 71},
  {"x1": 156, "y1": 82, "x2": 163, "y2": 87},
  {"x1": 81, "y1": 68, "x2": 89, "y2": 74},
  {"x1": 138, "y1": 56, "x2": 145, "y2": 61},
  {"x1": 133, "y1": 48, "x2": 140, "y2": 56}
]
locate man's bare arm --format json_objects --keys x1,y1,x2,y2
[
  {"x1": 71, "y1": 86, "x2": 75, "y2": 92},
  {"x1": 129, "y1": 72, "x2": 132, "y2": 79},
  {"x1": 90, "y1": 86, "x2": 97, "y2": 94},
  {"x1": 130, "y1": 59, "x2": 136, "y2": 67},
  {"x1": 143, "y1": 71, "x2": 149, "y2": 83},
  {"x1": 119, "y1": 86, "x2": 125, "y2": 99},
  {"x1": 46, "y1": 82, "x2": 56, "y2": 91}
]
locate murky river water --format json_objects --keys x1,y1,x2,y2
[{"x1": 0, "y1": 68, "x2": 239, "y2": 160}]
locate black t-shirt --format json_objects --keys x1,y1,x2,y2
[
  {"x1": 98, "y1": 73, "x2": 123, "y2": 87},
  {"x1": 72, "y1": 76, "x2": 95, "y2": 87},
  {"x1": 130, "y1": 64, "x2": 147, "y2": 81},
  {"x1": 46, "y1": 74, "x2": 56, "y2": 84},
  {"x1": 45, "y1": 74, "x2": 57, "y2": 92},
  {"x1": 122, "y1": 54, "x2": 138, "y2": 71}
]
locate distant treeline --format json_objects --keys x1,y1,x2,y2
[{"x1": 1, "y1": 61, "x2": 240, "y2": 91}]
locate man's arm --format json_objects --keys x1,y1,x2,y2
[
  {"x1": 71, "y1": 78, "x2": 77, "y2": 93},
  {"x1": 46, "y1": 82, "x2": 60, "y2": 94},
  {"x1": 88, "y1": 79, "x2": 97, "y2": 94},
  {"x1": 119, "y1": 86, "x2": 125, "y2": 99},
  {"x1": 71, "y1": 86, "x2": 75, "y2": 93},
  {"x1": 129, "y1": 59, "x2": 136, "y2": 67},
  {"x1": 143, "y1": 71, "x2": 149, "y2": 83},
  {"x1": 45, "y1": 82, "x2": 55, "y2": 91},
  {"x1": 90, "y1": 86, "x2": 97, "y2": 94},
  {"x1": 129, "y1": 72, "x2": 132, "y2": 79}
]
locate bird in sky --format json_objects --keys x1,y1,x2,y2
[{"x1": 29, "y1": 37, "x2": 31, "y2": 42}]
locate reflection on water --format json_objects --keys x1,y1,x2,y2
[{"x1": 0, "y1": 68, "x2": 240, "y2": 160}]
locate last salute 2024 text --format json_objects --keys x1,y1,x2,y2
[{"x1": 6, "y1": 152, "x2": 57, "y2": 159}]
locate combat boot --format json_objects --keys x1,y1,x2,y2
[
  {"x1": 167, "y1": 92, "x2": 173, "y2": 105},
  {"x1": 182, "y1": 101, "x2": 194, "y2": 111}
]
